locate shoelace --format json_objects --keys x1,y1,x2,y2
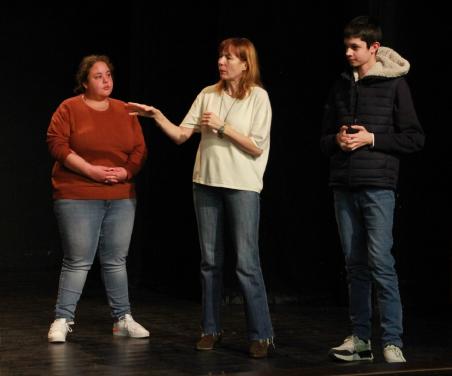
[
  {"x1": 118, "y1": 315, "x2": 132, "y2": 326},
  {"x1": 121, "y1": 316, "x2": 141, "y2": 332},
  {"x1": 386, "y1": 345, "x2": 403, "y2": 358},
  {"x1": 343, "y1": 336, "x2": 354, "y2": 345},
  {"x1": 50, "y1": 320, "x2": 73, "y2": 333}
]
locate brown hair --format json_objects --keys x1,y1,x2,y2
[
  {"x1": 215, "y1": 38, "x2": 262, "y2": 100},
  {"x1": 74, "y1": 55, "x2": 114, "y2": 94},
  {"x1": 344, "y1": 16, "x2": 382, "y2": 48}
]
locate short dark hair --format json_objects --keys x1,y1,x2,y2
[
  {"x1": 74, "y1": 55, "x2": 114, "y2": 94},
  {"x1": 344, "y1": 16, "x2": 382, "y2": 48}
]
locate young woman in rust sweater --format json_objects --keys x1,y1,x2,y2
[{"x1": 46, "y1": 55, "x2": 148, "y2": 343}]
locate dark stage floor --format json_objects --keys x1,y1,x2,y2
[{"x1": 1, "y1": 270, "x2": 452, "y2": 376}]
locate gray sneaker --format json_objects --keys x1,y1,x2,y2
[
  {"x1": 329, "y1": 335, "x2": 374, "y2": 361},
  {"x1": 384, "y1": 344, "x2": 406, "y2": 363}
]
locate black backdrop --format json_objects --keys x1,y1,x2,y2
[{"x1": 1, "y1": 1, "x2": 450, "y2": 307}]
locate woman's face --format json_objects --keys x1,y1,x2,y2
[
  {"x1": 218, "y1": 47, "x2": 247, "y2": 83},
  {"x1": 83, "y1": 61, "x2": 113, "y2": 99}
]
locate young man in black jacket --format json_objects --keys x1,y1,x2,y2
[{"x1": 320, "y1": 16, "x2": 424, "y2": 363}]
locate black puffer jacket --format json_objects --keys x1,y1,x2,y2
[{"x1": 320, "y1": 47, "x2": 425, "y2": 190}]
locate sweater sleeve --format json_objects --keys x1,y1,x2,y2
[
  {"x1": 373, "y1": 78, "x2": 425, "y2": 154},
  {"x1": 123, "y1": 115, "x2": 147, "y2": 178},
  {"x1": 47, "y1": 103, "x2": 73, "y2": 164}
]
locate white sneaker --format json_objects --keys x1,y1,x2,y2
[
  {"x1": 48, "y1": 318, "x2": 74, "y2": 343},
  {"x1": 384, "y1": 344, "x2": 406, "y2": 363},
  {"x1": 113, "y1": 314, "x2": 149, "y2": 338},
  {"x1": 329, "y1": 335, "x2": 374, "y2": 361}
]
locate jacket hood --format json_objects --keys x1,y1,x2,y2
[{"x1": 364, "y1": 46, "x2": 410, "y2": 79}]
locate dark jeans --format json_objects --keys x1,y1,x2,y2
[
  {"x1": 193, "y1": 183, "x2": 273, "y2": 340},
  {"x1": 334, "y1": 188, "x2": 403, "y2": 348}
]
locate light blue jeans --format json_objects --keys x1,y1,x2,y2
[
  {"x1": 193, "y1": 183, "x2": 273, "y2": 341},
  {"x1": 334, "y1": 188, "x2": 403, "y2": 348},
  {"x1": 53, "y1": 199, "x2": 136, "y2": 321}
]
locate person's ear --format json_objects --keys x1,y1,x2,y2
[{"x1": 370, "y1": 41, "x2": 380, "y2": 54}]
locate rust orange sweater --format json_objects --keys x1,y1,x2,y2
[{"x1": 47, "y1": 95, "x2": 147, "y2": 200}]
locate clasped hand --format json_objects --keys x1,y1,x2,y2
[
  {"x1": 336, "y1": 125, "x2": 373, "y2": 151},
  {"x1": 90, "y1": 165, "x2": 127, "y2": 184},
  {"x1": 200, "y1": 112, "x2": 223, "y2": 131}
]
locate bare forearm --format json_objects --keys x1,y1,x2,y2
[
  {"x1": 126, "y1": 102, "x2": 194, "y2": 144},
  {"x1": 222, "y1": 124, "x2": 263, "y2": 157},
  {"x1": 64, "y1": 152, "x2": 93, "y2": 177},
  {"x1": 155, "y1": 115, "x2": 193, "y2": 145}
]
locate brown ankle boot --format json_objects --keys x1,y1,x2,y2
[
  {"x1": 249, "y1": 339, "x2": 274, "y2": 358},
  {"x1": 196, "y1": 333, "x2": 222, "y2": 351}
]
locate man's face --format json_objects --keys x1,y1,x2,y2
[{"x1": 344, "y1": 37, "x2": 378, "y2": 68}]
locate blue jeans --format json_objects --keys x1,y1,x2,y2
[
  {"x1": 193, "y1": 183, "x2": 273, "y2": 341},
  {"x1": 334, "y1": 188, "x2": 403, "y2": 348},
  {"x1": 53, "y1": 199, "x2": 136, "y2": 321}
]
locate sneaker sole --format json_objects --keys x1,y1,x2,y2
[
  {"x1": 48, "y1": 336, "x2": 66, "y2": 343},
  {"x1": 113, "y1": 330, "x2": 150, "y2": 338},
  {"x1": 329, "y1": 351, "x2": 374, "y2": 362}
]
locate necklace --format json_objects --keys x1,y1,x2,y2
[{"x1": 219, "y1": 92, "x2": 237, "y2": 123}]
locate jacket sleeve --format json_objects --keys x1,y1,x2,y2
[
  {"x1": 373, "y1": 78, "x2": 425, "y2": 154},
  {"x1": 320, "y1": 87, "x2": 340, "y2": 156}
]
